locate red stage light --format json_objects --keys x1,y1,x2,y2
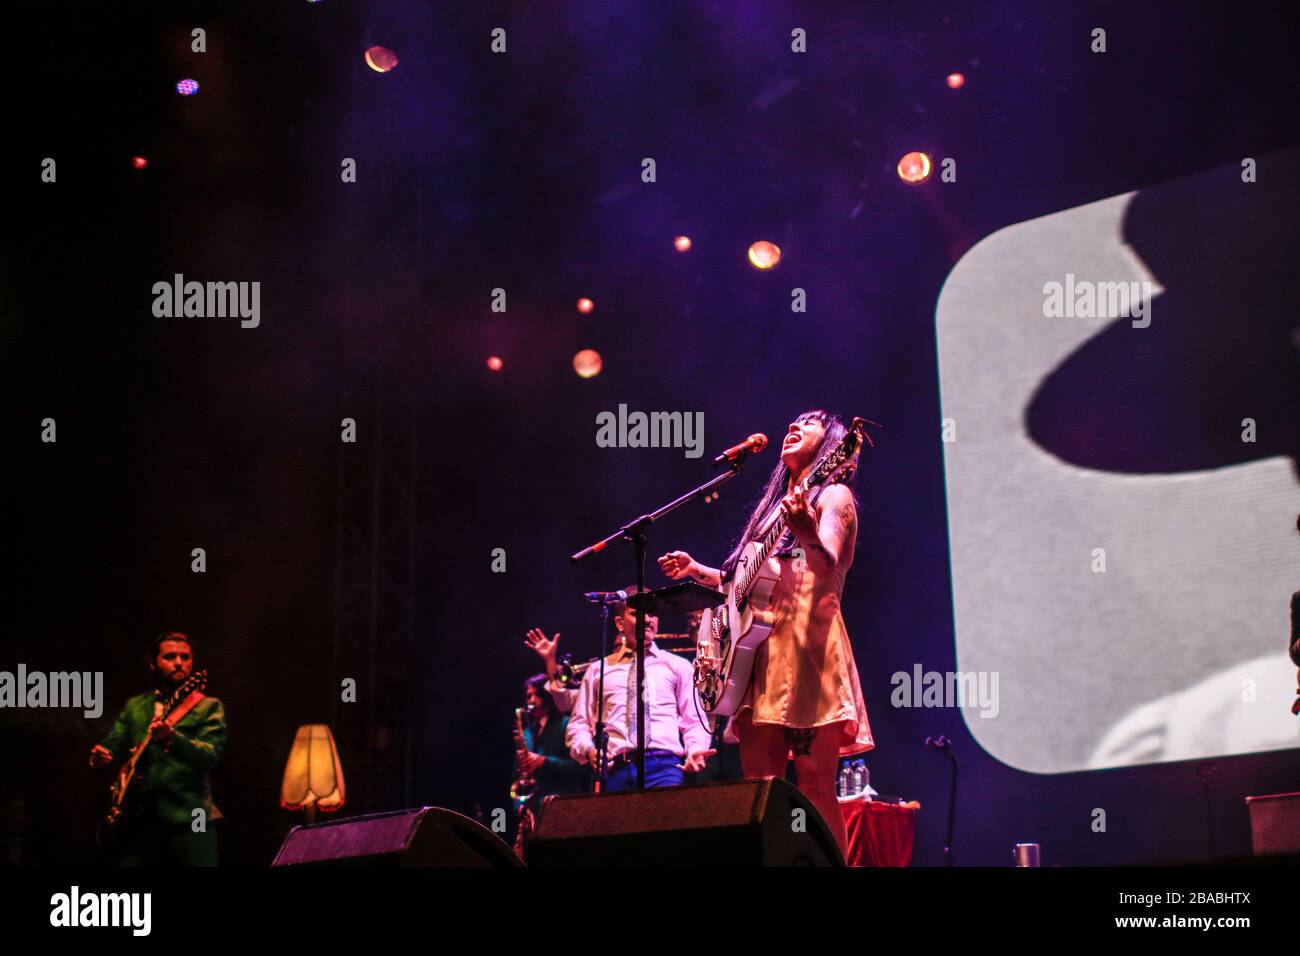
[
  {"x1": 131, "y1": 156, "x2": 148, "y2": 170},
  {"x1": 946, "y1": 72, "x2": 965, "y2": 89},
  {"x1": 486, "y1": 355, "x2": 503, "y2": 372},
  {"x1": 747, "y1": 241, "x2": 781, "y2": 270},
  {"x1": 674, "y1": 235, "x2": 692, "y2": 252},
  {"x1": 576, "y1": 298, "x2": 594, "y2": 314},
  {"x1": 573, "y1": 349, "x2": 602, "y2": 378},
  {"x1": 896, "y1": 151, "x2": 933, "y2": 184},
  {"x1": 364, "y1": 46, "x2": 399, "y2": 73}
]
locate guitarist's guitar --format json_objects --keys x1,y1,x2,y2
[
  {"x1": 95, "y1": 669, "x2": 207, "y2": 848},
  {"x1": 694, "y1": 418, "x2": 871, "y2": 722}
]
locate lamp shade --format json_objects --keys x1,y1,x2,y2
[{"x1": 280, "y1": 724, "x2": 346, "y2": 812}]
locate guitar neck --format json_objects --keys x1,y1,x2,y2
[
  {"x1": 735, "y1": 484, "x2": 807, "y2": 599},
  {"x1": 124, "y1": 728, "x2": 154, "y2": 769}
]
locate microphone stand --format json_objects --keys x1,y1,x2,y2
[
  {"x1": 943, "y1": 750, "x2": 958, "y2": 867},
  {"x1": 571, "y1": 451, "x2": 752, "y2": 790},
  {"x1": 925, "y1": 735, "x2": 959, "y2": 866},
  {"x1": 591, "y1": 603, "x2": 612, "y2": 793}
]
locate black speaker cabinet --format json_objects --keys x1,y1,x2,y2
[
  {"x1": 1246, "y1": 791, "x2": 1300, "y2": 857},
  {"x1": 272, "y1": 806, "x2": 522, "y2": 867},
  {"x1": 528, "y1": 777, "x2": 844, "y2": 866}
]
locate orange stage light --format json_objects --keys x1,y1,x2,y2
[
  {"x1": 573, "y1": 349, "x2": 602, "y2": 378},
  {"x1": 747, "y1": 240, "x2": 781, "y2": 270},
  {"x1": 897, "y1": 151, "x2": 932, "y2": 184}
]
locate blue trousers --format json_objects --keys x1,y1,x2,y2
[{"x1": 604, "y1": 749, "x2": 685, "y2": 791}]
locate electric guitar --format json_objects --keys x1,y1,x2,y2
[
  {"x1": 95, "y1": 669, "x2": 207, "y2": 848},
  {"x1": 694, "y1": 418, "x2": 871, "y2": 721}
]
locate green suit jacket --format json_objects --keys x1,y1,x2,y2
[{"x1": 99, "y1": 691, "x2": 226, "y2": 826}]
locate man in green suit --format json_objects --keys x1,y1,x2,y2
[{"x1": 89, "y1": 631, "x2": 226, "y2": 866}]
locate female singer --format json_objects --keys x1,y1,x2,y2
[{"x1": 658, "y1": 410, "x2": 871, "y2": 855}]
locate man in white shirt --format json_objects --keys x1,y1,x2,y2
[{"x1": 563, "y1": 587, "x2": 715, "y2": 790}]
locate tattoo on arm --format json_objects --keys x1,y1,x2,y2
[
  {"x1": 690, "y1": 565, "x2": 720, "y2": 586},
  {"x1": 837, "y1": 503, "x2": 855, "y2": 537}
]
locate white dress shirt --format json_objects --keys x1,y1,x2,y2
[{"x1": 565, "y1": 642, "x2": 713, "y2": 762}]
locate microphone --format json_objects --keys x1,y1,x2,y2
[
  {"x1": 712, "y1": 433, "x2": 767, "y2": 465},
  {"x1": 924, "y1": 735, "x2": 952, "y2": 755},
  {"x1": 584, "y1": 590, "x2": 628, "y2": 604}
]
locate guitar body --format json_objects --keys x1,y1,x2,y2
[
  {"x1": 96, "y1": 762, "x2": 141, "y2": 848},
  {"x1": 96, "y1": 734, "x2": 150, "y2": 848},
  {"x1": 694, "y1": 540, "x2": 780, "y2": 721}
]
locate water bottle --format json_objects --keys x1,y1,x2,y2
[
  {"x1": 837, "y1": 762, "x2": 851, "y2": 798},
  {"x1": 1013, "y1": 843, "x2": 1041, "y2": 867},
  {"x1": 850, "y1": 759, "x2": 865, "y2": 796},
  {"x1": 858, "y1": 760, "x2": 870, "y2": 797}
]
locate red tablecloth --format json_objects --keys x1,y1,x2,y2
[{"x1": 840, "y1": 799, "x2": 917, "y2": 867}]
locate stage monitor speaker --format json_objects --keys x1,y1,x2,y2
[
  {"x1": 272, "y1": 806, "x2": 522, "y2": 867},
  {"x1": 1246, "y1": 791, "x2": 1300, "y2": 857},
  {"x1": 528, "y1": 776, "x2": 844, "y2": 866}
]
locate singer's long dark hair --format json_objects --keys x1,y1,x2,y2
[{"x1": 719, "y1": 410, "x2": 855, "y2": 581}]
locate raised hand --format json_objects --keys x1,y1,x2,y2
[{"x1": 524, "y1": 627, "x2": 560, "y2": 664}]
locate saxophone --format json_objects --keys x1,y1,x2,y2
[
  {"x1": 514, "y1": 804, "x2": 535, "y2": 859},
  {"x1": 509, "y1": 707, "x2": 535, "y2": 804},
  {"x1": 510, "y1": 706, "x2": 536, "y2": 858}
]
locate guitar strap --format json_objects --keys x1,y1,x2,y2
[{"x1": 164, "y1": 689, "x2": 207, "y2": 728}]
